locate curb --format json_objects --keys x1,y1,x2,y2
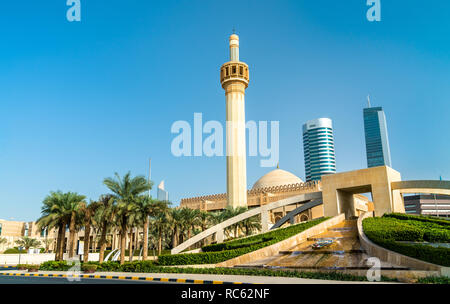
[{"x1": 0, "y1": 272, "x2": 250, "y2": 284}]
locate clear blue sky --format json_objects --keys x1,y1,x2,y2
[{"x1": 0, "y1": 1, "x2": 449, "y2": 221}]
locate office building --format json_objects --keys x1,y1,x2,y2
[{"x1": 302, "y1": 118, "x2": 336, "y2": 182}]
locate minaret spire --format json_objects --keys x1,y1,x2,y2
[{"x1": 220, "y1": 33, "x2": 250, "y2": 209}]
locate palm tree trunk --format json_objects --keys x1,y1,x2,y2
[
  {"x1": 143, "y1": 218, "x2": 149, "y2": 260},
  {"x1": 172, "y1": 226, "x2": 178, "y2": 248},
  {"x1": 98, "y1": 222, "x2": 108, "y2": 263},
  {"x1": 55, "y1": 222, "x2": 64, "y2": 261},
  {"x1": 128, "y1": 230, "x2": 133, "y2": 262},
  {"x1": 158, "y1": 227, "x2": 162, "y2": 255},
  {"x1": 83, "y1": 221, "x2": 91, "y2": 263},
  {"x1": 68, "y1": 212, "x2": 77, "y2": 258},
  {"x1": 120, "y1": 228, "x2": 126, "y2": 265}
]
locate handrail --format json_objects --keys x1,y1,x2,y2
[{"x1": 171, "y1": 192, "x2": 322, "y2": 254}]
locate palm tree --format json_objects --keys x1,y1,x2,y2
[
  {"x1": 64, "y1": 193, "x2": 87, "y2": 258},
  {"x1": 169, "y1": 208, "x2": 184, "y2": 248},
  {"x1": 103, "y1": 172, "x2": 152, "y2": 264},
  {"x1": 42, "y1": 238, "x2": 53, "y2": 253},
  {"x1": 150, "y1": 200, "x2": 171, "y2": 255},
  {"x1": 37, "y1": 191, "x2": 72, "y2": 261},
  {"x1": 15, "y1": 237, "x2": 41, "y2": 250},
  {"x1": 220, "y1": 206, "x2": 247, "y2": 238},
  {"x1": 94, "y1": 194, "x2": 116, "y2": 263},
  {"x1": 241, "y1": 214, "x2": 261, "y2": 236},
  {"x1": 81, "y1": 200, "x2": 100, "y2": 263},
  {"x1": 0, "y1": 237, "x2": 7, "y2": 248},
  {"x1": 131, "y1": 196, "x2": 158, "y2": 260},
  {"x1": 180, "y1": 208, "x2": 200, "y2": 240}
]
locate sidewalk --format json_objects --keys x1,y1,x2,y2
[{"x1": 0, "y1": 269, "x2": 392, "y2": 284}]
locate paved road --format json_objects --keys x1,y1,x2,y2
[{"x1": 0, "y1": 275, "x2": 168, "y2": 284}]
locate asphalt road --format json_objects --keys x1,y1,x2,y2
[{"x1": 0, "y1": 275, "x2": 169, "y2": 284}]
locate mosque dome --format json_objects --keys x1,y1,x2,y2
[{"x1": 252, "y1": 168, "x2": 303, "y2": 190}]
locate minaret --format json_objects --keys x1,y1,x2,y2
[{"x1": 220, "y1": 33, "x2": 249, "y2": 208}]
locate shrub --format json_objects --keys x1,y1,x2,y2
[
  {"x1": 26, "y1": 264, "x2": 39, "y2": 271},
  {"x1": 158, "y1": 218, "x2": 328, "y2": 266},
  {"x1": 81, "y1": 264, "x2": 97, "y2": 273},
  {"x1": 40, "y1": 261, "x2": 71, "y2": 271},
  {"x1": 202, "y1": 237, "x2": 273, "y2": 252},
  {"x1": 384, "y1": 213, "x2": 450, "y2": 227},
  {"x1": 363, "y1": 214, "x2": 450, "y2": 267},
  {"x1": 3, "y1": 248, "x2": 27, "y2": 254},
  {"x1": 37, "y1": 260, "x2": 397, "y2": 282},
  {"x1": 418, "y1": 276, "x2": 450, "y2": 284}
]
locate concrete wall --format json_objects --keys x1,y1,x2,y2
[{"x1": 216, "y1": 213, "x2": 345, "y2": 267}]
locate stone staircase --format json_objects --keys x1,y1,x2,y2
[{"x1": 236, "y1": 220, "x2": 409, "y2": 271}]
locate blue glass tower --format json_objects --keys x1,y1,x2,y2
[
  {"x1": 363, "y1": 106, "x2": 392, "y2": 168},
  {"x1": 302, "y1": 118, "x2": 336, "y2": 182}
]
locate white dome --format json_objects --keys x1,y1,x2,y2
[{"x1": 252, "y1": 169, "x2": 303, "y2": 190}]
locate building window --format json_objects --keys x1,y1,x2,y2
[{"x1": 0, "y1": 223, "x2": 2, "y2": 236}]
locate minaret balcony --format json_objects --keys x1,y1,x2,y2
[{"x1": 220, "y1": 62, "x2": 249, "y2": 88}]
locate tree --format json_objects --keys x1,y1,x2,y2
[
  {"x1": 81, "y1": 200, "x2": 100, "y2": 263},
  {"x1": 64, "y1": 193, "x2": 87, "y2": 258},
  {"x1": 103, "y1": 172, "x2": 152, "y2": 264},
  {"x1": 94, "y1": 194, "x2": 116, "y2": 263},
  {"x1": 15, "y1": 237, "x2": 41, "y2": 250},
  {"x1": 241, "y1": 214, "x2": 261, "y2": 236},
  {"x1": 0, "y1": 237, "x2": 7, "y2": 247},
  {"x1": 131, "y1": 196, "x2": 158, "y2": 260},
  {"x1": 169, "y1": 208, "x2": 184, "y2": 248},
  {"x1": 150, "y1": 200, "x2": 171, "y2": 255},
  {"x1": 37, "y1": 191, "x2": 76, "y2": 261},
  {"x1": 42, "y1": 238, "x2": 53, "y2": 253}
]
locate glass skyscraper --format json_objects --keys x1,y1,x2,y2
[
  {"x1": 302, "y1": 118, "x2": 336, "y2": 182},
  {"x1": 363, "y1": 106, "x2": 392, "y2": 168}
]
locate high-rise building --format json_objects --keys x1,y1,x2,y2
[
  {"x1": 363, "y1": 104, "x2": 392, "y2": 168},
  {"x1": 157, "y1": 180, "x2": 169, "y2": 202},
  {"x1": 220, "y1": 33, "x2": 250, "y2": 208},
  {"x1": 302, "y1": 118, "x2": 336, "y2": 182}
]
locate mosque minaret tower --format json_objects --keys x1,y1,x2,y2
[{"x1": 220, "y1": 33, "x2": 250, "y2": 208}]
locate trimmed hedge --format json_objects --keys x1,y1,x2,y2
[
  {"x1": 202, "y1": 237, "x2": 274, "y2": 252},
  {"x1": 158, "y1": 218, "x2": 328, "y2": 266},
  {"x1": 384, "y1": 213, "x2": 450, "y2": 227},
  {"x1": 38, "y1": 260, "x2": 396, "y2": 282},
  {"x1": 363, "y1": 214, "x2": 450, "y2": 267}
]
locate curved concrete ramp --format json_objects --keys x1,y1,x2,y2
[
  {"x1": 391, "y1": 180, "x2": 450, "y2": 195},
  {"x1": 270, "y1": 200, "x2": 323, "y2": 230},
  {"x1": 171, "y1": 192, "x2": 322, "y2": 254}
]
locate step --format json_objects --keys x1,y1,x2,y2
[{"x1": 279, "y1": 249, "x2": 366, "y2": 255}]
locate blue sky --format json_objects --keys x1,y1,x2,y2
[{"x1": 0, "y1": 1, "x2": 449, "y2": 221}]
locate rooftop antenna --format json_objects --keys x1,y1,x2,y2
[{"x1": 367, "y1": 95, "x2": 371, "y2": 108}]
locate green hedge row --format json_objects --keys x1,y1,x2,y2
[
  {"x1": 363, "y1": 217, "x2": 450, "y2": 243},
  {"x1": 202, "y1": 237, "x2": 273, "y2": 252},
  {"x1": 158, "y1": 218, "x2": 328, "y2": 266},
  {"x1": 38, "y1": 260, "x2": 397, "y2": 282},
  {"x1": 384, "y1": 213, "x2": 450, "y2": 227},
  {"x1": 362, "y1": 215, "x2": 450, "y2": 267}
]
